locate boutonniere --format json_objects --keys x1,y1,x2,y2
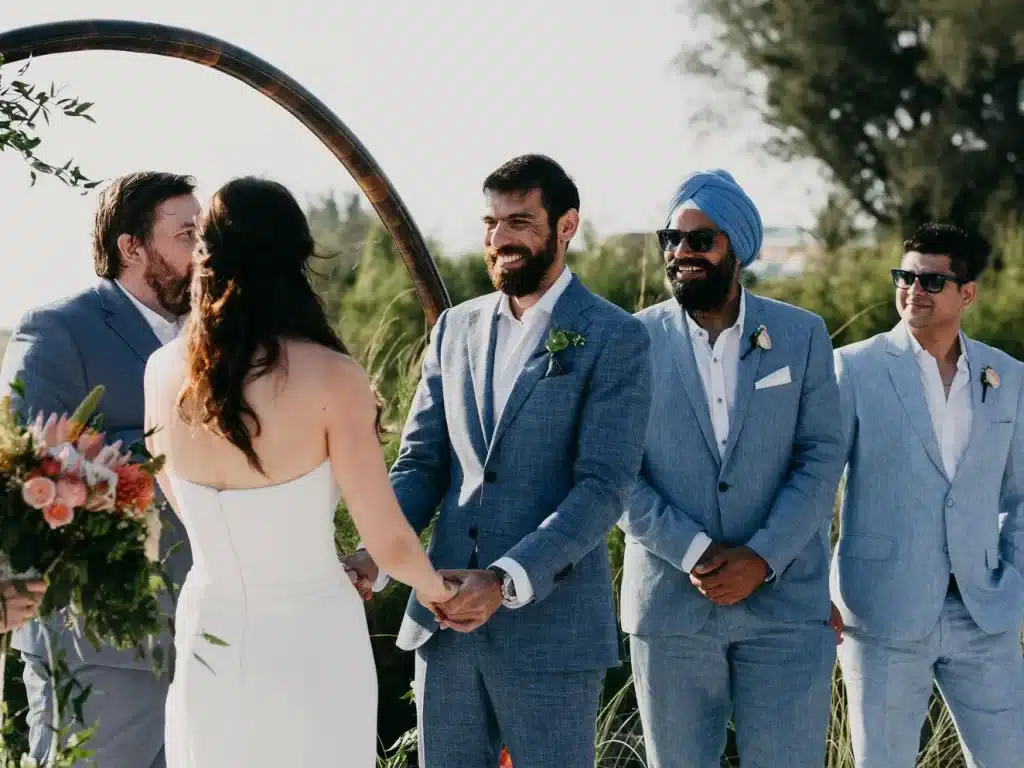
[
  {"x1": 545, "y1": 327, "x2": 585, "y2": 354},
  {"x1": 544, "y1": 328, "x2": 584, "y2": 377},
  {"x1": 981, "y1": 365, "x2": 1000, "y2": 402},
  {"x1": 739, "y1": 324, "x2": 771, "y2": 360}
]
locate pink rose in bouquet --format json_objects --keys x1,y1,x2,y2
[
  {"x1": 55, "y1": 475, "x2": 88, "y2": 508},
  {"x1": 22, "y1": 475, "x2": 57, "y2": 510},
  {"x1": 42, "y1": 501, "x2": 74, "y2": 529}
]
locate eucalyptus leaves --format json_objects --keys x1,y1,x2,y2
[{"x1": 544, "y1": 328, "x2": 585, "y2": 354}]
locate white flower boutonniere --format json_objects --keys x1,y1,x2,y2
[
  {"x1": 740, "y1": 324, "x2": 771, "y2": 360},
  {"x1": 981, "y1": 365, "x2": 1000, "y2": 402}
]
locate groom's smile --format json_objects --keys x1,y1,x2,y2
[
  {"x1": 495, "y1": 252, "x2": 528, "y2": 270},
  {"x1": 482, "y1": 187, "x2": 563, "y2": 300}
]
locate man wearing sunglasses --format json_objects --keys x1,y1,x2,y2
[
  {"x1": 619, "y1": 169, "x2": 846, "y2": 767},
  {"x1": 832, "y1": 223, "x2": 1024, "y2": 766}
]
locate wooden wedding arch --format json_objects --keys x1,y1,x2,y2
[{"x1": 0, "y1": 19, "x2": 452, "y2": 325}]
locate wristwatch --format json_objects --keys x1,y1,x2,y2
[{"x1": 488, "y1": 566, "x2": 517, "y2": 604}]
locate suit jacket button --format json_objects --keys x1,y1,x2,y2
[
  {"x1": 946, "y1": 497, "x2": 955, "y2": 508},
  {"x1": 469, "y1": 527, "x2": 478, "y2": 539},
  {"x1": 484, "y1": 471, "x2": 496, "y2": 482},
  {"x1": 718, "y1": 481, "x2": 729, "y2": 492}
]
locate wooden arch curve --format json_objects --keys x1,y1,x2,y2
[{"x1": 0, "y1": 19, "x2": 451, "y2": 324}]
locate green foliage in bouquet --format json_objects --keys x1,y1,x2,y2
[{"x1": 0, "y1": 382, "x2": 167, "y2": 661}]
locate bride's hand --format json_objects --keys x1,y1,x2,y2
[
  {"x1": 438, "y1": 578, "x2": 460, "y2": 604},
  {"x1": 418, "y1": 577, "x2": 459, "y2": 612}
]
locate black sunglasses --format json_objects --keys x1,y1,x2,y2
[
  {"x1": 890, "y1": 269, "x2": 967, "y2": 294},
  {"x1": 656, "y1": 228, "x2": 720, "y2": 253}
]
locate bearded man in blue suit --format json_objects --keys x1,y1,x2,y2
[
  {"x1": 345, "y1": 155, "x2": 654, "y2": 768},
  {"x1": 620, "y1": 170, "x2": 846, "y2": 767}
]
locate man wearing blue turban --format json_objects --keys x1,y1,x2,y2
[{"x1": 619, "y1": 170, "x2": 846, "y2": 766}]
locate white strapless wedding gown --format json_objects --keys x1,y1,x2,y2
[{"x1": 164, "y1": 459, "x2": 377, "y2": 767}]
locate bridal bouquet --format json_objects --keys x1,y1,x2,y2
[{"x1": 0, "y1": 381, "x2": 166, "y2": 656}]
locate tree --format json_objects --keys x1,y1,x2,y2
[
  {"x1": 683, "y1": 0, "x2": 1024, "y2": 236},
  {"x1": 0, "y1": 55, "x2": 98, "y2": 190}
]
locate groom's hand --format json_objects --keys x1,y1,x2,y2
[
  {"x1": 689, "y1": 546, "x2": 768, "y2": 605},
  {"x1": 432, "y1": 569, "x2": 502, "y2": 632},
  {"x1": 342, "y1": 550, "x2": 379, "y2": 601}
]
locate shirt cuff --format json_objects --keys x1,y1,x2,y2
[
  {"x1": 355, "y1": 543, "x2": 391, "y2": 592},
  {"x1": 490, "y1": 556, "x2": 534, "y2": 608},
  {"x1": 681, "y1": 532, "x2": 713, "y2": 573}
]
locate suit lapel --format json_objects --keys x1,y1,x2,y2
[
  {"x1": 885, "y1": 325, "x2": 946, "y2": 478},
  {"x1": 95, "y1": 280, "x2": 160, "y2": 363},
  {"x1": 951, "y1": 337, "x2": 988, "y2": 481},
  {"x1": 486, "y1": 277, "x2": 592, "y2": 456},
  {"x1": 721, "y1": 295, "x2": 767, "y2": 467},
  {"x1": 468, "y1": 298, "x2": 501, "y2": 447},
  {"x1": 662, "y1": 308, "x2": 719, "y2": 462}
]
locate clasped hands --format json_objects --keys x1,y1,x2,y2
[
  {"x1": 424, "y1": 569, "x2": 503, "y2": 632},
  {"x1": 690, "y1": 544, "x2": 845, "y2": 645},
  {"x1": 688, "y1": 542, "x2": 769, "y2": 606},
  {"x1": 343, "y1": 551, "x2": 502, "y2": 633}
]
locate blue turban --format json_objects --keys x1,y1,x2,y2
[{"x1": 666, "y1": 169, "x2": 763, "y2": 267}]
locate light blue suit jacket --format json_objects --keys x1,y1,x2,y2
[
  {"x1": 391, "y1": 275, "x2": 653, "y2": 671},
  {"x1": 620, "y1": 293, "x2": 845, "y2": 635},
  {"x1": 832, "y1": 324, "x2": 1024, "y2": 639},
  {"x1": 0, "y1": 279, "x2": 192, "y2": 669}
]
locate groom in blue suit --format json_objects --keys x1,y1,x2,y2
[
  {"x1": 619, "y1": 170, "x2": 846, "y2": 767},
  {"x1": 345, "y1": 155, "x2": 653, "y2": 767},
  {"x1": 832, "y1": 223, "x2": 1024, "y2": 766}
]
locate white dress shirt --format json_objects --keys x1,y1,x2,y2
[
  {"x1": 370, "y1": 268, "x2": 574, "y2": 607},
  {"x1": 115, "y1": 280, "x2": 186, "y2": 345},
  {"x1": 486, "y1": 266, "x2": 574, "y2": 607},
  {"x1": 907, "y1": 326, "x2": 973, "y2": 479},
  {"x1": 679, "y1": 291, "x2": 746, "y2": 573}
]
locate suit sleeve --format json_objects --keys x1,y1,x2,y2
[
  {"x1": 619, "y1": 460, "x2": 712, "y2": 571},
  {"x1": 998, "y1": 377, "x2": 1024, "y2": 574},
  {"x1": 618, "y1": 318, "x2": 715, "y2": 571},
  {"x1": 833, "y1": 348, "x2": 858, "y2": 471},
  {"x1": 501, "y1": 318, "x2": 654, "y2": 603},
  {"x1": 389, "y1": 310, "x2": 452, "y2": 535},
  {"x1": 0, "y1": 308, "x2": 88, "y2": 422},
  {"x1": 745, "y1": 316, "x2": 845, "y2": 579}
]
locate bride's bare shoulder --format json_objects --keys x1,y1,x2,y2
[{"x1": 283, "y1": 340, "x2": 371, "y2": 396}]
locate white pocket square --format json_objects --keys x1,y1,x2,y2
[{"x1": 755, "y1": 366, "x2": 792, "y2": 390}]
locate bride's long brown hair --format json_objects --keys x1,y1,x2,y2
[{"x1": 178, "y1": 176, "x2": 363, "y2": 474}]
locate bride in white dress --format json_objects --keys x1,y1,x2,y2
[{"x1": 143, "y1": 177, "x2": 457, "y2": 767}]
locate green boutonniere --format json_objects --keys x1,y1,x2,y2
[{"x1": 545, "y1": 327, "x2": 586, "y2": 354}]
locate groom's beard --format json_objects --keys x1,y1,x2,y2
[
  {"x1": 667, "y1": 249, "x2": 737, "y2": 313},
  {"x1": 145, "y1": 248, "x2": 192, "y2": 317},
  {"x1": 485, "y1": 233, "x2": 557, "y2": 297}
]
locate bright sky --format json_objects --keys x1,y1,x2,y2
[{"x1": 0, "y1": 0, "x2": 825, "y2": 327}]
